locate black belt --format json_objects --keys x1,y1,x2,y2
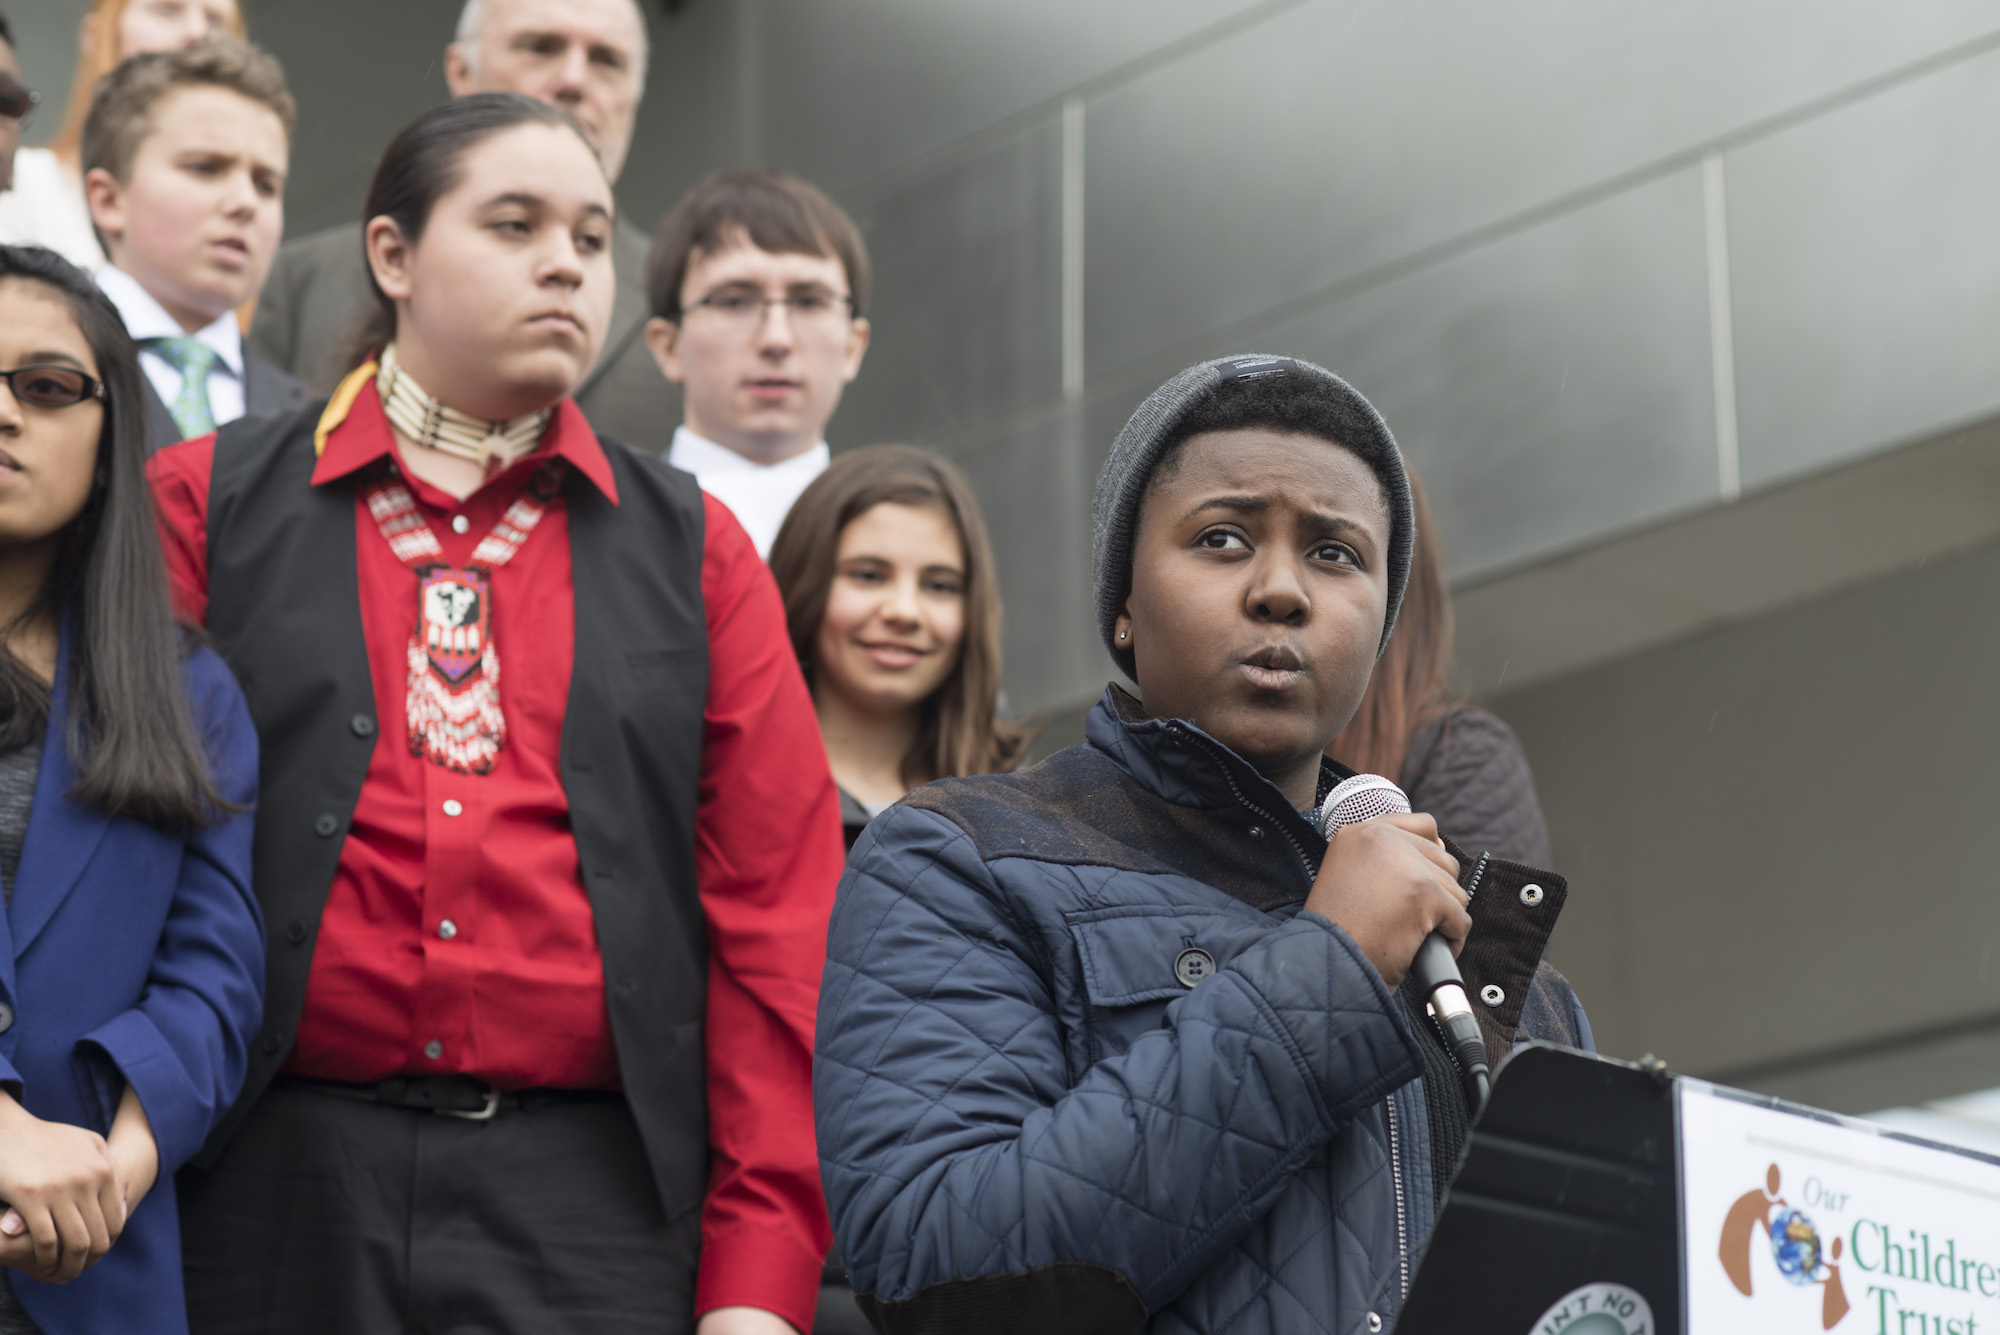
[{"x1": 274, "y1": 1074, "x2": 623, "y2": 1122}]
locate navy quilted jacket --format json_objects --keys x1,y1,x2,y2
[{"x1": 816, "y1": 687, "x2": 1587, "y2": 1334}]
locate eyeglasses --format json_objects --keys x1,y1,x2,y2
[
  {"x1": 0, "y1": 365, "x2": 108, "y2": 409},
  {"x1": 0, "y1": 76, "x2": 39, "y2": 128},
  {"x1": 683, "y1": 288, "x2": 855, "y2": 338}
]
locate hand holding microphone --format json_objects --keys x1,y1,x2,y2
[{"x1": 1306, "y1": 774, "x2": 1491, "y2": 1108}]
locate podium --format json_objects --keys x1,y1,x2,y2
[{"x1": 1393, "y1": 1043, "x2": 2000, "y2": 1335}]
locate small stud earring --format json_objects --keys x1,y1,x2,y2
[{"x1": 1118, "y1": 629, "x2": 1129, "y2": 642}]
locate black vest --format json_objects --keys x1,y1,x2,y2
[{"x1": 191, "y1": 405, "x2": 714, "y2": 1219}]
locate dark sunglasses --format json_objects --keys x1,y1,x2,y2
[
  {"x1": 0, "y1": 76, "x2": 38, "y2": 126},
  {"x1": 0, "y1": 365, "x2": 109, "y2": 409}
]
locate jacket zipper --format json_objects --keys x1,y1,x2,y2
[
  {"x1": 1386, "y1": 1093, "x2": 1409, "y2": 1301},
  {"x1": 1171, "y1": 725, "x2": 1318, "y2": 879},
  {"x1": 1173, "y1": 723, "x2": 1408, "y2": 1303}
]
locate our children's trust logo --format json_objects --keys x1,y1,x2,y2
[{"x1": 1719, "y1": 1163, "x2": 1851, "y2": 1330}]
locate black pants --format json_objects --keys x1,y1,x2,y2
[{"x1": 179, "y1": 1084, "x2": 698, "y2": 1335}]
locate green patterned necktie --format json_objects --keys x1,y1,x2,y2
[{"x1": 146, "y1": 336, "x2": 221, "y2": 438}]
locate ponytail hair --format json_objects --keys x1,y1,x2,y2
[{"x1": 337, "y1": 92, "x2": 599, "y2": 372}]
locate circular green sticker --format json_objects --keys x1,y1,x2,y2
[{"x1": 1528, "y1": 1283, "x2": 1654, "y2": 1335}]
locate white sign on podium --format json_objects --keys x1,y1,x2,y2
[{"x1": 1681, "y1": 1079, "x2": 2000, "y2": 1335}]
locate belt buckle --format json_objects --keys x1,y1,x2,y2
[{"x1": 436, "y1": 1086, "x2": 501, "y2": 1121}]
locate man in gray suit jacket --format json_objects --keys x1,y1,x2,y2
[{"x1": 249, "y1": 0, "x2": 672, "y2": 452}]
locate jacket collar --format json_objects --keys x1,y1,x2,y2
[{"x1": 1083, "y1": 684, "x2": 1345, "y2": 862}]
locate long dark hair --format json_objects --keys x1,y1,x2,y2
[
  {"x1": 338, "y1": 92, "x2": 600, "y2": 372},
  {"x1": 0, "y1": 245, "x2": 226, "y2": 829},
  {"x1": 1330, "y1": 469, "x2": 1462, "y2": 779},
  {"x1": 769, "y1": 445, "x2": 1031, "y2": 786}
]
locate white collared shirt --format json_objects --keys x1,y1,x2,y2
[
  {"x1": 94, "y1": 265, "x2": 246, "y2": 429},
  {"x1": 667, "y1": 426, "x2": 830, "y2": 559}
]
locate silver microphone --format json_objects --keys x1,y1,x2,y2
[{"x1": 1317, "y1": 774, "x2": 1492, "y2": 1107}]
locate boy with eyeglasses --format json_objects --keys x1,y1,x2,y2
[
  {"x1": 644, "y1": 170, "x2": 872, "y2": 558},
  {"x1": 80, "y1": 39, "x2": 307, "y2": 453}
]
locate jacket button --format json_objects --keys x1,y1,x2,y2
[
  {"x1": 0, "y1": 1002, "x2": 15, "y2": 1034},
  {"x1": 1174, "y1": 948, "x2": 1215, "y2": 988},
  {"x1": 1367, "y1": 1315, "x2": 1382, "y2": 1333},
  {"x1": 1481, "y1": 984, "x2": 1506, "y2": 1007},
  {"x1": 350, "y1": 714, "x2": 377, "y2": 738},
  {"x1": 1247, "y1": 825, "x2": 1265, "y2": 840},
  {"x1": 423, "y1": 1039, "x2": 444, "y2": 1060},
  {"x1": 262, "y1": 1030, "x2": 284, "y2": 1056},
  {"x1": 313, "y1": 813, "x2": 340, "y2": 837},
  {"x1": 438, "y1": 919, "x2": 458, "y2": 940},
  {"x1": 1519, "y1": 883, "x2": 1544, "y2": 906},
  {"x1": 285, "y1": 919, "x2": 309, "y2": 945}
]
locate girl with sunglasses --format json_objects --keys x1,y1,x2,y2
[{"x1": 0, "y1": 243, "x2": 261, "y2": 1335}]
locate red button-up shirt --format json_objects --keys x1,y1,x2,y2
[{"x1": 148, "y1": 383, "x2": 842, "y2": 1329}]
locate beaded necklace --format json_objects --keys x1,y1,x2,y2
[{"x1": 376, "y1": 343, "x2": 551, "y2": 475}]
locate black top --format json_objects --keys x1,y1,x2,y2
[
  {"x1": 0, "y1": 740, "x2": 38, "y2": 903},
  {"x1": 838, "y1": 786, "x2": 886, "y2": 852},
  {"x1": 1400, "y1": 706, "x2": 1553, "y2": 868}
]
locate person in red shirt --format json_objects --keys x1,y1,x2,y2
[{"x1": 149, "y1": 92, "x2": 842, "y2": 1335}]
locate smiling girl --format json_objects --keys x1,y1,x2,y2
[{"x1": 768, "y1": 444, "x2": 1027, "y2": 847}]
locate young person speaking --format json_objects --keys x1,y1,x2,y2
[
  {"x1": 815, "y1": 357, "x2": 1591, "y2": 1334},
  {"x1": 149, "y1": 94, "x2": 842, "y2": 1335}
]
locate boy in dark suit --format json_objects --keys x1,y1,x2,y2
[{"x1": 81, "y1": 39, "x2": 306, "y2": 453}]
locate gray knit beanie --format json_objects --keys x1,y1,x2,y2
[{"x1": 1091, "y1": 353, "x2": 1414, "y2": 680}]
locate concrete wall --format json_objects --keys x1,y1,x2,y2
[{"x1": 1494, "y1": 533, "x2": 2000, "y2": 1114}]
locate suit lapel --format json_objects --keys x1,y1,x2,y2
[
  {"x1": 244, "y1": 356, "x2": 269, "y2": 416},
  {"x1": 140, "y1": 375, "x2": 180, "y2": 457},
  {"x1": 244, "y1": 353, "x2": 307, "y2": 418},
  {"x1": 9, "y1": 628, "x2": 111, "y2": 958}
]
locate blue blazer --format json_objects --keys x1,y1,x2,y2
[{"x1": 2, "y1": 631, "x2": 262, "y2": 1335}]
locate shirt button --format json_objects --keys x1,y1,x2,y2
[
  {"x1": 285, "y1": 919, "x2": 309, "y2": 945},
  {"x1": 313, "y1": 813, "x2": 340, "y2": 837},
  {"x1": 438, "y1": 919, "x2": 458, "y2": 940},
  {"x1": 350, "y1": 713, "x2": 377, "y2": 738},
  {"x1": 442, "y1": 799, "x2": 463, "y2": 817},
  {"x1": 262, "y1": 1030, "x2": 285, "y2": 1056},
  {"x1": 0, "y1": 1002, "x2": 15, "y2": 1034},
  {"x1": 423, "y1": 1039, "x2": 443, "y2": 1060},
  {"x1": 451, "y1": 514, "x2": 471, "y2": 535}
]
